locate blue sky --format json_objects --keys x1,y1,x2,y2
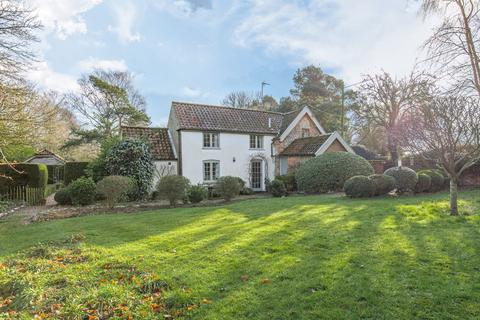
[{"x1": 27, "y1": 0, "x2": 437, "y2": 126}]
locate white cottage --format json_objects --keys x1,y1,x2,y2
[{"x1": 123, "y1": 101, "x2": 354, "y2": 191}]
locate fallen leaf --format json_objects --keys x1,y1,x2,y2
[
  {"x1": 240, "y1": 275, "x2": 249, "y2": 282},
  {"x1": 260, "y1": 278, "x2": 270, "y2": 284}
]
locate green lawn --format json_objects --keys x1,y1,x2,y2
[{"x1": 1, "y1": 190, "x2": 480, "y2": 319}]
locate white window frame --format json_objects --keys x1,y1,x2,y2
[
  {"x1": 203, "y1": 132, "x2": 220, "y2": 148},
  {"x1": 203, "y1": 160, "x2": 220, "y2": 182},
  {"x1": 249, "y1": 135, "x2": 264, "y2": 149}
]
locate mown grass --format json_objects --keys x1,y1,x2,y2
[{"x1": 1, "y1": 190, "x2": 480, "y2": 319}]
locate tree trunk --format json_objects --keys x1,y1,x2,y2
[
  {"x1": 387, "y1": 135, "x2": 398, "y2": 164},
  {"x1": 450, "y1": 179, "x2": 459, "y2": 216}
]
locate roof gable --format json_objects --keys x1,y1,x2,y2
[
  {"x1": 279, "y1": 132, "x2": 354, "y2": 157},
  {"x1": 121, "y1": 126, "x2": 177, "y2": 161}
]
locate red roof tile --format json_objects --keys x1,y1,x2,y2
[
  {"x1": 279, "y1": 134, "x2": 333, "y2": 156},
  {"x1": 121, "y1": 126, "x2": 176, "y2": 161}
]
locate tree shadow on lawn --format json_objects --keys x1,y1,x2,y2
[
  {"x1": 158, "y1": 192, "x2": 480, "y2": 319},
  {"x1": 2, "y1": 191, "x2": 480, "y2": 319}
]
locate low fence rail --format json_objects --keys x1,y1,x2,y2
[{"x1": 0, "y1": 186, "x2": 45, "y2": 206}]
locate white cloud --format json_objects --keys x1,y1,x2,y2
[
  {"x1": 27, "y1": 62, "x2": 79, "y2": 93},
  {"x1": 28, "y1": 0, "x2": 103, "y2": 39},
  {"x1": 78, "y1": 57, "x2": 128, "y2": 72},
  {"x1": 182, "y1": 86, "x2": 208, "y2": 98},
  {"x1": 108, "y1": 1, "x2": 142, "y2": 44},
  {"x1": 233, "y1": 0, "x2": 439, "y2": 82}
]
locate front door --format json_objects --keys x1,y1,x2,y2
[{"x1": 251, "y1": 159, "x2": 263, "y2": 191}]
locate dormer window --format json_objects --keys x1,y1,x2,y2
[
  {"x1": 203, "y1": 132, "x2": 219, "y2": 148},
  {"x1": 250, "y1": 135, "x2": 264, "y2": 149}
]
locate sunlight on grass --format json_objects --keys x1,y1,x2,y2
[{"x1": 1, "y1": 190, "x2": 480, "y2": 319}]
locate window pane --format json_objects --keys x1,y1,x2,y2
[
  {"x1": 250, "y1": 135, "x2": 255, "y2": 148},
  {"x1": 212, "y1": 134, "x2": 219, "y2": 148},
  {"x1": 203, "y1": 133, "x2": 210, "y2": 147},
  {"x1": 257, "y1": 136, "x2": 263, "y2": 148},
  {"x1": 212, "y1": 162, "x2": 219, "y2": 180},
  {"x1": 204, "y1": 162, "x2": 210, "y2": 180}
]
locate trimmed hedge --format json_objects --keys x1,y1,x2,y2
[
  {"x1": 415, "y1": 174, "x2": 432, "y2": 193},
  {"x1": 369, "y1": 174, "x2": 395, "y2": 196},
  {"x1": 270, "y1": 179, "x2": 287, "y2": 197},
  {"x1": 384, "y1": 167, "x2": 418, "y2": 193},
  {"x1": 418, "y1": 170, "x2": 444, "y2": 191},
  {"x1": 157, "y1": 175, "x2": 190, "y2": 206},
  {"x1": 215, "y1": 176, "x2": 241, "y2": 201},
  {"x1": 64, "y1": 162, "x2": 89, "y2": 185},
  {"x1": 68, "y1": 177, "x2": 96, "y2": 206},
  {"x1": 296, "y1": 152, "x2": 375, "y2": 193},
  {"x1": 0, "y1": 163, "x2": 48, "y2": 193},
  {"x1": 54, "y1": 188, "x2": 71, "y2": 205},
  {"x1": 187, "y1": 184, "x2": 208, "y2": 204},
  {"x1": 344, "y1": 176, "x2": 376, "y2": 198}
]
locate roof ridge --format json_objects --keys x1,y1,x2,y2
[
  {"x1": 121, "y1": 125, "x2": 168, "y2": 130},
  {"x1": 171, "y1": 101, "x2": 285, "y2": 116}
]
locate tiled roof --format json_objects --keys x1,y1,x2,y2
[
  {"x1": 279, "y1": 134, "x2": 332, "y2": 156},
  {"x1": 171, "y1": 101, "x2": 288, "y2": 135},
  {"x1": 121, "y1": 126, "x2": 176, "y2": 161},
  {"x1": 279, "y1": 109, "x2": 302, "y2": 133}
]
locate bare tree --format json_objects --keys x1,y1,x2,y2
[
  {"x1": 222, "y1": 91, "x2": 262, "y2": 109},
  {"x1": 421, "y1": 0, "x2": 480, "y2": 95},
  {"x1": 354, "y1": 71, "x2": 434, "y2": 162},
  {"x1": 400, "y1": 95, "x2": 480, "y2": 215},
  {"x1": 0, "y1": 0, "x2": 41, "y2": 82}
]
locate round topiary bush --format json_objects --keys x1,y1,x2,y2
[
  {"x1": 157, "y1": 175, "x2": 190, "y2": 207},
  {"x1": 418, "y1": 170, "x2": 444, "y2": 192},
  {"x1": 105, "y1": 139, "x2": 154, "y2": 200},
  {"x1": 384, "y1": 167, "x2": 418, "y2": 193},
  {"x1": 54, "y1": 188, "x2": 71, "y2": 205},
  {"x1": 369, "y1": 174, "x2": 396, "y2": 196},
  {"x1": 415, "y1": 173, "x2": 432, "y2": 193},
  {"x1": 270, "y1": 179, "x2": 287, "y2": 197},
  {"x1": 187, "y1": 184, "x2": 208, "y2": 204},
  {"x1": 296, "y1": 152, "x2": 375, "y2": 193},
  {"x1": 344, "y1": 176, "x2": 376, "y2": 198},
  {"x1": 96, "y1": 175, "x2": 135, "y2": 208},
  {"x1": 68, "y1": 177, "x2": 96, "y2": 206},
  {"x1": 215, "y1": 176, "x2": 241, "y2": 201}
]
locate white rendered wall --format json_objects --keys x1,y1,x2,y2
[
  {"x1": 152, "y1": 160, "x2": 178, "y2": 189},
  {"x1": 180, "y1": 131, "x2": 275, "y2": 191}
]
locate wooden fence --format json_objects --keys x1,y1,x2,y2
[{"x1": 0, "y1": 186, "x2": 45, "y2": 206}]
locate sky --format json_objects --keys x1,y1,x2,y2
[{"x1": 26, "y1": 0, "x2": 438, "y2": 126}]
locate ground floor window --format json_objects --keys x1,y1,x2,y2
[{"x1": 203, "y1": 160, "x2": 220, "y2": 181}]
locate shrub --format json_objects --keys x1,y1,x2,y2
[
  {"x1": 86, "y1": 137, "x2": 120, "y2": 182},
  {"x1": 157, "y1": 175, "x2": 190, "y2": 206},
  {"x1": 64, "y1": 162, "x2": 89, "y2": 185},
  {"x1": 296, "y1": 152, "x2": 375, "y2": 193},
  {"x1": 276, "y1": 171, "x2": 297, "y2": 192},
  {"x1": 68, "y1": 177, "x2": 96, "y2": 206},
  {"x1": 384, "y1": 167, "x2": 418, "y2": 193},
  {"x1": 105, "y1": 139, "x2": 154, "y2": 200},
  {"x1": 270, "y1": 179, "x2": 287, "y2": 197},
  {"x1": 187, "y1": 184, "x2": 208, "y2": 204},
  {"x1": 38, "y1": 164, "x2": 48, "y2": 189},
  {"x1": 54, "y1": 188, "x2": 71, "y2": 205},
  {"x1": 418, "y1": 170, "x2": 444, "y2": 192},
  {"x1": 415, "y1": 174, "x2": 432, "y2": 193},
  {"x1": 96, "y1": 176, "x2": 135, "y2": 208},
  {"x1": 344, "y1": 176, "x2": 376, "y2": 198},
  {"x1": 369, "y1": 174, "x2": 395, "y2": 196},
  {"x1": 215, "y1": 176, "x2": 241, "y2": 201}
]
